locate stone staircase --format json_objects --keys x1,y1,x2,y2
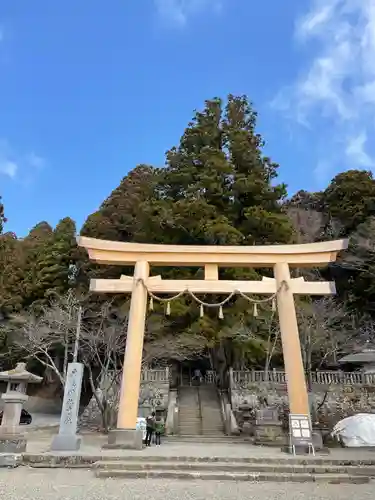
[
  {"x1": 93, "y1": 455, "x2": 375, "y2": 483},
  {"x1": 177, "y1": 386, "x2": 202, "y2": 436},
  {"x1": 21, "y1": 446, "x2": 375, "y2": 483},
  {"x1": 177, "y1": 385, "x2": 224, "y2": 439},
  {"x1": 199, "y1": 385, "x2": 224, "y2": 436}
]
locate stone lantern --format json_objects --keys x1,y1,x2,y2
[
  {"x1": 238, "y1": 400, "x2": 254, "y2": 436},
  {"x1": 0, "y1": 362, "x2": 42, "y2": 453}
]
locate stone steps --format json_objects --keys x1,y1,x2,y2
[
  {"x1": 179, "y1": 429, "x2": 201, "y2": 436},
  {"x1": 93, "y1": 460, "x2": 373, "y2": 483},
  {"x1": 94, "y1": 459, "x2": 375, "y2": 475},
  {"x1": 22, "y1": 452, "x2": 375, "y2": 482},
  {"x1": 198, "y1": 386, "x2": 224, "y2": 435},
  {"x1": 178, "y1": 386, "x2": 202, "y2": 436},
  {"x1": 178, "y1": 385, "x2": 225, "y2": 437},
  {"x1": 164, "y1": 436, "x2": 246, "y2": 443}
]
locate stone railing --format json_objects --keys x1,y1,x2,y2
[
  {"x1": 141, "y1": 368, "x2": 170, "y2": 383},
  {"x1": 204, "y1": 370, "x2": 217, "y2": 384},
  {"x1": 231, "y1": 369, "x2": 375, "y2": 387}
]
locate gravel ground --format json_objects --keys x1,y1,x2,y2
[{"x1": 0, "y1": 469, "x2": 374, "y2": 500}]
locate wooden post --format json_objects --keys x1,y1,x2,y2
[
  {"x1": 274, "y1": 262, "x2": 310, "y2": 416},
  {"x1": 117, "y1": 260, "x2": 149, "y2": 429}
]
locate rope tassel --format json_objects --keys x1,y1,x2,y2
[
  {"x1": 200, "y1": 304, "x2": 204, "y2": 317},
  {"x1": 218, "y1": 305, "x2": 224, "y2": 319},
  {"x1": 149, "y1": 296, "x2": 154, "y2": 311},
  {"x1": 166, "y1": 301, "x2": 171, "y2": 316},
  {"x1": 272, "y1": 298, "x2": 276, "y2": 312},
  {"x1": 253, "y1": 303, "x2": 258, "y2": 318}
]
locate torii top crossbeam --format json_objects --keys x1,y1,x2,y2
[{"x1": 78, "y1": 237, "x2": 348, "y2": 268}]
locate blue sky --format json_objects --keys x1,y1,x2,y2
[{"x1": 1, "y1": 0, "x2": 374, "y2": 236}]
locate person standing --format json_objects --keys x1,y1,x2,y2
[
  {"x1": 154, "y1": 415, "x2": 164, "y2": 446},
  {"x1": 145, "y1": 411, "x2": 156, "y2": 447},
  {"x1": 193, "y1": 368, "x2": 202, "y2": 385}
]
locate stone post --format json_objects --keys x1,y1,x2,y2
[
  {"x1": 106, "y1": 260, "x2": 150, "y2": 449},
  {"x1": 51, "y1": 362, "x2": 84, "y2": 451},
  {"x1": 0, "y1": 391, "x2": 29, "y2": 454}
]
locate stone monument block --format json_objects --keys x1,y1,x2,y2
[
  {"x1": 254, "y1": 406, "x2": 286, "y2": 446},
  {"x1": 51, "y1": 363, "x2": 84, "y2": 452}
]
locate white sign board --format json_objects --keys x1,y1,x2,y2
[
  {"x1": 289, "y1": 414, "x2": 314, "y2": 453},
  {"x1": 136, "y1": 417, "x2": 147, "y2": 440}
]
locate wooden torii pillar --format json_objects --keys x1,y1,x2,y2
[{"x1": 78, "y1": 237, "x2": 348, "y2": 449}]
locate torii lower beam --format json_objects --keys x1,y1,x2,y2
[
  {"x1": 90, "y1": 276, "x2": 337, "y2": 295},
  {"x1": 77, "y1": 236, "x2": 348, "y2": 450}
]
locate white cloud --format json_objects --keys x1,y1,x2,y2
[
  {"x1": 346, "y1": 132, "x2": 374, "y2": 167},
  {"x1": 273, "y1": 0, "x2": 375, "y2": 182},
  {"x1": 26, "y1": 152, "x2": 46, "y2": 170},
  {"x1": 0, "y1": 160, "x2": 17, "y2": 178},
  {"x1": 0, "y1": 139, "x2": 45, "y2": 180},
  {"x1": 154, "y1": 0, "x2": 222, "y2": 26}
]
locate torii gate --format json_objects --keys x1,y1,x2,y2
[{"x1": 78, "y1": 237, "x2": 348, "y2": 449}]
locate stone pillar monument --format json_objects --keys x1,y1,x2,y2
[{"x1": 51, "y1": 362, "x2": 84, "y2": 451}]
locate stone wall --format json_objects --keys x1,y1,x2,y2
[
  {"x1": 79, "y1": 370, "x2": 170, "y2": 431},
  {"x1": 0, "y1": 380, "x2": 63, "y2": 414},
  {"x1": 230, "y1": 382, "x2": 375, "y2": 430}
]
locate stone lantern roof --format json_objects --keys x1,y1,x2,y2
[{"x1": 0, "y1": 362, "x2": 42, "y2": 383}]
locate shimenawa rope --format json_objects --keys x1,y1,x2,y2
[{"x1": 137, "y1": 278, "x2": 288, "y2": 319}]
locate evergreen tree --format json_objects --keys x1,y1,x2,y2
[
  {"x1": 141, "y1": 96, "x2": 293, "y2": 247},
  {"x1": 136, "y1": 95, "x2": 294, "y2": 365},
  {"x1": 0, "y1": 233, "x2": 25, "y2": 316},
  {"x1": 80, "y1": 165, "x2": 157, "y2": 289},
  {"x1": 82, "y1": 165, "x2": 156, "y2": 242},
  {"x1": 141, "y1": 98, "x2": 240, "y2": 245},
  {"x1": 21, "y1": 222, "x2": 54, "y2": 307},
  {"x1": 334, "y1": 216, "x2": 375, "y2": 316},
  {"x1": 322, "y1": 170, "x2": 375, "y2": 235},
  {"x1": 223, "y1": 94, "x2": 292, "y2": 245},
  {"x1": 80, "y1": 96, "x2": 294, "y2": 367},
  {"x1": 34, "y1": 217, "x2": 78, "y2": 301}
]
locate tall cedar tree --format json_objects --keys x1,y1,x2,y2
[
  {"x1": 0, "y1": 233, "x2": 25, "y2": 316},
  {"x1": 133, "y1": 96, "x2": 293, "y2": 364},
  {"x1": 223, "y1": 95, "x2": 292, "y2": 244},
  {"x1": 80, "y1": 165, "x2": 157, "y2": 285},
  {"x1": 82, "y1": 165, "x2": 156, "y2": 242},
  {"x1": 33, "y1": 217, "x2": 78, "y2": 303},
  {"x1": 141, "y1": 96, "x2": 292, "y2": 246},
  {"x1": 21, "y1": 222, "x2": 54, "y2": 308}
]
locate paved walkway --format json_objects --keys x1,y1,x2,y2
[
  {"x1": 23, "y1": 429, "x2": 375, "y2": 462},
  {"x1": 0, "y1": 468, "x2": 374, "y2": 500},
  {"x1": 2, "y1": 430, "x2": 374, "y2": 499}
]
